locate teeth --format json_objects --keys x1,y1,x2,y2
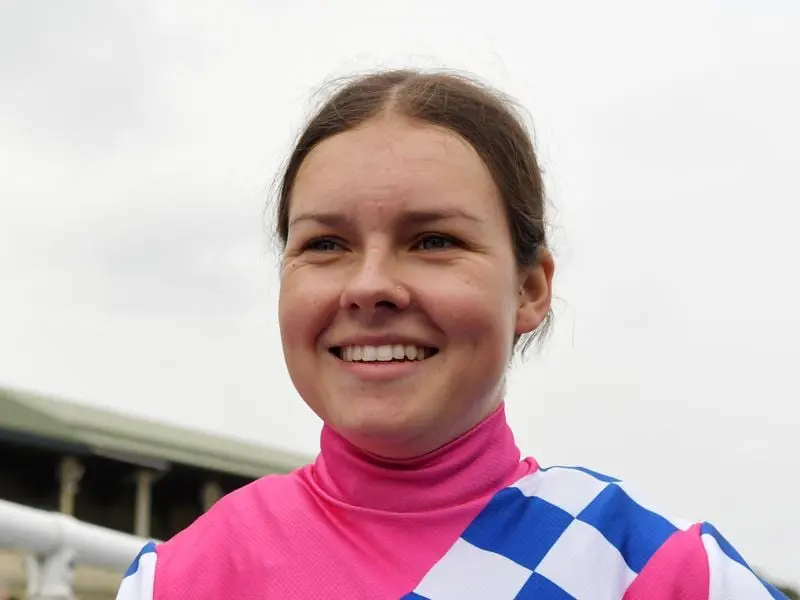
[
  {"x1": 376, "y1": 346, "x2": 393, "y2": 361},
  {"x1": 338, "y1": 344, "x2": 433, "y2": 362}
]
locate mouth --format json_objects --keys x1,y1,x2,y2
[{"x1": 329, "y1": 344, "x2": 440, "y2": 363}]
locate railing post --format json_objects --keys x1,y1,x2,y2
[
  {"x1": 24, "y1": 547, "x2": 76, "y2": 600},
  {"x1": 57, "y1": 457, "x2": 84, "y2": 517},
  {"x1": 134, "y1": 469, "x2": 154, "y2": 538},
  {"x1": 201, "y1": 480, "x2": 222, "y2": 512}
]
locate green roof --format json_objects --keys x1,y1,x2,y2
[{"x1": 0, "y1": 386, "x2": 311, "y2": 479}]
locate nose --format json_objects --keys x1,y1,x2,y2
[{"x1": 339, "y1": 249, "x2": 410, "y2": 321}]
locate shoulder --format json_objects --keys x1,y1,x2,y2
[
  {"x1": 466, "y1": 465, "x2": 785, "y2": 599},
  {"x1": 160, "y1": 472, "x2": 291, "y2": 546},
  {"x1": 157, "y1": 471, "x2": 309, "y2": 569},
  {"x1": 115, "y1": 471, "x2": 308, "y2": 600}
]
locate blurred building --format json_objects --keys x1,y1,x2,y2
[{"x1": 0, "y1": 386, "x2": 309, "y2": 599}]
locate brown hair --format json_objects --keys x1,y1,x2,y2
[{"x1": 274, "y1": 69, "x2": 552, "y2": 351}]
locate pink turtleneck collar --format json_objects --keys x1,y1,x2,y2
[{"x1": 309, "y1": 403, "x2": 534, "y2": 513}]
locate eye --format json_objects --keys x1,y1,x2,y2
[
  {"x1": 305, "y1": 237, "x2": 344, "y2": 252},
  {"x1": 414, "y1": 234, "x2": 458, "y2": 251}
]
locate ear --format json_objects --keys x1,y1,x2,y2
[{"x1": 515, "y1": 248, "x2": 555, "y2": 336}]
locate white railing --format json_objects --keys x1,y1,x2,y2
[{"x1": 0, "y1": 499, "x2": 148, "y2": 600}]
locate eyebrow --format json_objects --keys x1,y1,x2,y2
[{"x1": 288, "y1": 208, "x2": 481, "y2": 228}]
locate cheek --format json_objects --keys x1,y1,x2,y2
[
  {"x1": 423, "y1": 267, "x2": 518, "y2": 347},
  {"x1": 278, "y1": 269, "x2": 335, "y2": 351}
]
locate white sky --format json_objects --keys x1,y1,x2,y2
[{"x1": 1, "y1": 0, "x2": 798, "y2": 586}]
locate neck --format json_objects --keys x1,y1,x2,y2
[{"x1": 311, "y1": 404, "x2": 523, "y2": 512}]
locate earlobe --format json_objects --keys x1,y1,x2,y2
[{"x1": 514, "y1": 249, "x2": 555, "y2": 335}]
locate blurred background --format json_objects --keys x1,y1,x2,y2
[{"x1": 0, "y1": 0, "x2": 798, "y2": 597}]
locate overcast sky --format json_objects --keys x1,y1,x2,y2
[{"x1": 1, "y1": 0, "x2": 798, "y2": 586}]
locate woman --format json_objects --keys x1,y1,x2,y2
[{"x1": 116, "y1": 70, "x2": 784, "y2": 599}]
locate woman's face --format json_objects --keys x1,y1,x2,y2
[{"x1": 279, "y1": 115, "x2": 551, "y2": 458}]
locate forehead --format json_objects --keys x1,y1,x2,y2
[{"x1": 289, "y1": 116, "x2": 501, "y2": 220}]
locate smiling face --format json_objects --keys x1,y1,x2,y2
[{"x1": 278, "y1": 115, "x2": 551, "y2": 458}]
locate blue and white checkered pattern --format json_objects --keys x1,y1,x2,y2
[{"x1": 403, "y1": 466, "x2": 785, "y2": 600}]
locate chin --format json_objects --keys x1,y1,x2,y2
[{"x1": 332, "y1": 403, "x2": 437, "y2": 455}]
